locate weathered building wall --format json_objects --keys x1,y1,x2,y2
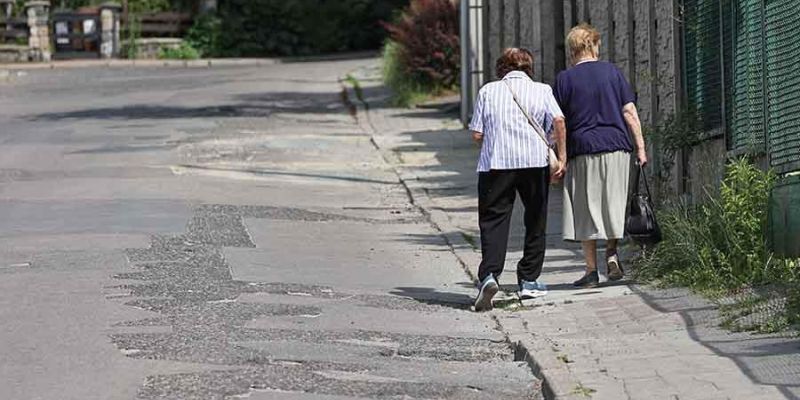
[
  {"x1": 612, "y1": 0, "x2": 634, "y2": 83},
  {"x1": 655, "y1": 0, "x2": 678, "y2": 117},
  {"x1": 482, "y1": 0, "x2": 562, "y2": 84}
]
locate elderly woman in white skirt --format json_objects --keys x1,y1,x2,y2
[{"x1": 553, "y1": 24, "x2": 648, "y2": 287}]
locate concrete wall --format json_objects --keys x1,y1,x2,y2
[{"x1": 483, "y1": 0, "x2": 563, "y2": 84}]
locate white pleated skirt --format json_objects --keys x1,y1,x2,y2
[{"x1": 562, "y1": 151, "x2": 631, "y2": 241}]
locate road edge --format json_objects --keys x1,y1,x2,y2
[{"x1": 0, "y1": 58, "x2": 279, "y2": 71}]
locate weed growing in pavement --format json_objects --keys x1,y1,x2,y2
[
  {"x1": 571, "y1": 383, "x2": 596, "y2": 397},
  {"x1": 632, "y1": 157, "x2": 800, "y2": 333},
  {"x1": 460, "y1": 232, "x2": 477, "y2": 249},
  {"x1": 342, "y1": 74, "x2": 368, "y2": 109}
]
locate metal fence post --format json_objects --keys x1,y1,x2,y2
[{"x1": 460, "y1": 0, "x2": 470, "y2": 126}]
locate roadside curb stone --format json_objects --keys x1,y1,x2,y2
[{"x1": 0, "y1": 58, "x2": 279, "y2": 71}]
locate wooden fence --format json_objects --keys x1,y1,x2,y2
[
  {"x1": 122, "y1": 12, "x2": 192, "y2": 38},
  {"x1": 0, "y1": 16, "x2": 28, "y2": 44}
]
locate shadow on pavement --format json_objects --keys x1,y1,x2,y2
[
  {"x1": 28, "y1": 88, "x2": 384, "y2": 121},
  {"x1": 390, "y1": 286, "x2": 473, "y2": 310},
  {"x1": 633, "y1": 285, "x2": 800, "y2": 399}
]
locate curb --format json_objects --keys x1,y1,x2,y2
[
  {"x1": 0, "y1": 51, "x2": 379, "y2": 71},
  {"x1": 502, "y1": 316, "x2": 585, "y2": 400},
  {"x1": 0, "y1": 58, "x2": 279, "y2": 71},
  {"x1": 344, "y1": 79, "x2": 583, "y2": 400}
]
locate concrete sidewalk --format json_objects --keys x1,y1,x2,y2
[{"x1": 346, "y1": 62, "x2": 800, "y2": 400}]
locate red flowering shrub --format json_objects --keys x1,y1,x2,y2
[{"x1": 382, "y1": 0, "x2": 460, "y2": 91}]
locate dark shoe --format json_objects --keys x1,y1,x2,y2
[
  {"x1": 573, "y1": 270, "x2": 599, "y2": 288},
  {"x1": 474, "y1": 275, "x2": 499, "y2": 312},
  {"x1": 607, "y1": 254, "x2": 624, "y2": 281}
]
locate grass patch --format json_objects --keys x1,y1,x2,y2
[
  {"x1": 632, "y1": 158, "x2": 800, "y2": 333},
  {"x1": 491, "y1": 297, "x2": 522, "y2": 310},
  {"x1": 158, "y1": 42, "x2": 200, "y2": 60},
  {"x1": 382, "y1": 41, "x2": 445, "y2": 107}
]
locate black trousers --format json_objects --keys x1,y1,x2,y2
[{"x1": 477, "y1": 167, "x2": 549, "y2": 284}]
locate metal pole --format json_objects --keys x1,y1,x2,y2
[{"x1": 461, "y1": 0, "x2": 471, "y2": 127}]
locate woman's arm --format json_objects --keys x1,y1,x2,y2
[
  {"x1": 553, "y1": 116, "x2": 567, "y2": 178},
  {"x1": 622, "y1": 102, "x2": 647, "y2": 165}
]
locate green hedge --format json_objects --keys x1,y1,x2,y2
[{"x1": 214, "y1": 0, "x2": 408, "y2": 57}]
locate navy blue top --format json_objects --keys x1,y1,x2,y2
[{"x1": 553, "y1": 61, "x2": 635, "y2": 159}]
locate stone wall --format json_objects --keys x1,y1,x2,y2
[{"x1": 0, "y1": 44, "x2": 29, "y2": 62}]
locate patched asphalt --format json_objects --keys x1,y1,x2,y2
[{"x1": 112, "y1": 204, "x2": 534, "y2": 399}]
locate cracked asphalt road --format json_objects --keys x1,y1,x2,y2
[{"x1": 0, "y1": 59, "x2": 540, "y2": 399}]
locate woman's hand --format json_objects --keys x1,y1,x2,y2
[
  {"x1": 552, "y1": 159, "x2": 567, "y2": 181},
  {"x1": 472, "y1": 131, "x2": 484, "y2": 143},
  {"x1": 637, "y1": 149, "x2": 648, "y2": 166}
]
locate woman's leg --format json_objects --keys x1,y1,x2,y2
[
  {"x1": 574, "y1": 239, "x2": 600, "y2": 287},
  {"x1": 516, "y1": 167, "x2": 549, "y2": 285},
  {"x1": 477, "y1": 170, "x2": 517, "y2": 283},
  {"x1": 606, "y1": 239, "x2": 617, "y2": 257},
  {"x1": 582, "y1": 240, "x2": 598, "y2": 271},
  {"x1": 606, "y1": 238, "x2": 624, "y2": 280}
]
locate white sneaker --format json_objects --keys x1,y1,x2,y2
[
  {"x1": 519, "y1": 280, "x2": 548, "y2": 300},
  {"x1": 474, "y1": 275, "x2": 499, "y2": 312},
  {"x1": 607, "y1": 254, "x2": 624, "y2": 281}
]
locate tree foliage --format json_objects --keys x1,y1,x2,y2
[{"x1": 213, "y1": 0, "x2": 408, "y2": 57}]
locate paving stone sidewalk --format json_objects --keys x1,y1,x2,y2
[{"x1": 346, "y1": 61, "x2": 800, "y2": 400}]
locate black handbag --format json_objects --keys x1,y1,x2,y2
[{"x1": 625, "y1": 162, "x2": 662, "y2": 246}]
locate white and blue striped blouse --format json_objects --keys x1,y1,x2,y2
[{"x1": 469, "y1": 71, "x2": 564, "y2": 172}]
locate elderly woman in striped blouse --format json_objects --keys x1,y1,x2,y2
[{"x1": 469, "y1": 48, "x2": 567, "y2": 311}]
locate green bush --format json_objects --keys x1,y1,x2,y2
[
  {"x1": 158, "y1": 42, "x2": 200, "y2": 60},
  {"x1": 127, "y1": 0, "x2": 171, "y2": 13},
  {"x1": 58, "y1": 0, "x2": 172, "y2": 12},
  {"x1": 381, "y1": 0, "x2": 460, "y2": 106},
  {"x1": 635, "y1": 158, "x2": 780, "y2": 288},
  {"x1": 185, "y1": 14, "x2": 222, "y2": 57},
  {"x1": 633, "y1": 158, "x2": 799, "y2": 330},
  {"x1": 214, "y1": 0, "x2": 408, "y2": 57}
]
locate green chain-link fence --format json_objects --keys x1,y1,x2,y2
[
  {"x1": 684, "y1": 0, "x2": 800, "y2": 256},
  {"x1": 765, "y1": 0, "x2": 800, "y2": 173},
  {"x1": 683, "y1": 0, "x2": 724, "y2": 135},
  {"x1": 685, "y1": 0, "x2": 800, "y2": 169}
]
